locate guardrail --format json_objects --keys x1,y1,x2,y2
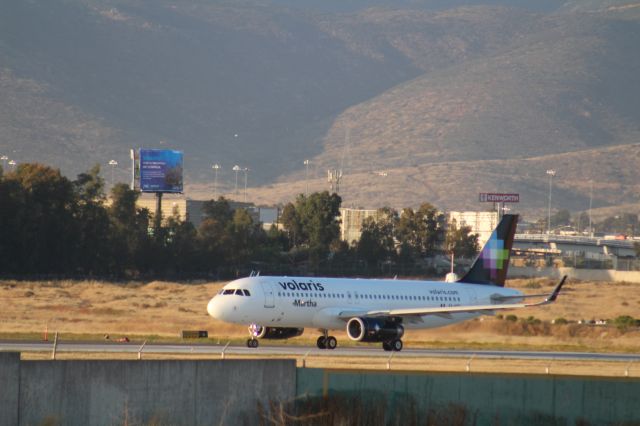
[{"x1": 515, "y1": 234, "x2": 635, "y2": 248}]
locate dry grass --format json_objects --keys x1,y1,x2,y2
[
  {"x1": 1, "y1": 277, "x2": 639, "y2": 354},
  {"x1": 0, "y1": 280, "x2": 244, "y2": 337}
]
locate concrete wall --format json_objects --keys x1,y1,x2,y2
[
  {"x1": 297, "y1": 369, "x2": 640, "y2": 425},
  {"x1": 1, "y1": 357, "x2": 295, "y2": 426},
  {"x1": 0, "y1": 353, "x2": 19, "y2": 426},
  {"x1": 510, "y1": 266, "x2": 640, "y2": 283},
  {"x1": 4, "y1": 356, "x2": 640, "y2": 425}
]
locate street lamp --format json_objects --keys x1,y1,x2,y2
[
  {"x1": 108, "y1": 160, "x2": 118, "y2": 188},
  {"x1": 588, "y1": 180, "x2": 593, "y2": 237},
  {"x1": 243, "y1": 167, "x2": 250, "y2": 203},
  {"x1": 232, "y1": 165, "x2": 241, "y2": 195},
  {"x1": 304, "y1": 159, "x2": 310, "y2": 194},
  {"x1": 0, "y1": 155, "x2": 7, "y2": 171},
  {"x1": 546, "y1": 169, "x2": 556, "y2": 234},
  {"x1": 212, "y1": 164, "x2": 221, "y2": 199}
]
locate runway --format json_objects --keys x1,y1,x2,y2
[{"x1": 1, "y1": 340, "x2": 638, "y2": 362}]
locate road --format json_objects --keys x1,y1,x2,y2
[{"x1": 1, "y1": 340, "x2": 638, "y2": 362}]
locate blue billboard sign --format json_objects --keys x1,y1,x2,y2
[{"x1": 139, "y1": 149, "x2": 184, "y2": 193}]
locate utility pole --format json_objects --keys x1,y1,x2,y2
[{"x1": 546, "y1": 169, "x2": 556, "y2": 234}]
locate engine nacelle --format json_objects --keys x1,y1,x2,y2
[
  {"x1": 346, "y1": 317, "x2": 404, "y2": 342},
  {"x1": 255, "y1": 326, "x2": 304, "y2": 340}
]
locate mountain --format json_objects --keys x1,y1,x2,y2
[{"x1": 1, "y1": 0, "x2": 640, "y2": 215}]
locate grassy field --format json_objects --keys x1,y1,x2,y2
[{"x1": 1, "y1": 277, "x2": 639, "y2": 354}]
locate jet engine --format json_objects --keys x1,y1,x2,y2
[
  {"x1": 346, "y1": 317, "x2": 404, "y2": 342},
  {"x1": 255, "y1": 327, "x2": 304, "y2": 340}
]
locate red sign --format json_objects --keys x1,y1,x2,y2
[{"x1": 479, "y1": 193, "x2": 520, "y2": 203}]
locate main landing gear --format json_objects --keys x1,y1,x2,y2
[
  {"x1": 316, "y1": 330, "x2": 337, "y2": 350},
  {"x1": 382, "y1": 339, "x2": 403, "y2": 352}
]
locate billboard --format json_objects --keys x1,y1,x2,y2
[
  {"x1": 479, "y1": 193, "x2": 519, "y2": 203},
  {"x1": 139, "y1": 149, "x2": 184, "y2": 193}
]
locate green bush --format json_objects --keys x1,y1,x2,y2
[
  {"x1": 505, "y1": 314, "x2": 518, "y2": 322},
  {"x1": 553, "y1": 317, "x2": 568, "y2": 325},
  {"x1": 523, "y1": 316, "x2": 541, "y2": 325},
  {"x1": 613, "y1": 315, "x2": 640, "y2": 330}
]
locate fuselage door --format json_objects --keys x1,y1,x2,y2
[{"x1": 260, "y1": 281, "x2": 275, "y2": 308}]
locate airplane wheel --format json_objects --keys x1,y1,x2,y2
[
  {"x1": 326, "y1": 336, "x2": 337, "y2": 350},
  {"x1": 391, "y1": 339, "x2": 403, "y2": 352},
  {"x1": 247, "y1": 339, "x2": 259, "y2": 348},
  {"x1": 316, "y1": 336, "x2": 327, "y2": 349},
  {"x1": 382, "y1": 342, "x2": 391, "y2": 351}
]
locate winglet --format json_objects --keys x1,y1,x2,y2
[{"x1": 546, "y1": 276, "x2": 567, "y2": 302}]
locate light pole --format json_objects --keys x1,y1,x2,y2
[
  {"x1": 304, "y1": 159, "x2": 310, "y2": 195},
  {"x1": 243, "y1": 167, "x2": 249, "y2": 203},
  {"x1": 212, "y1": 164, "x2": 221, "y2": 199},
  {"x1": 233, "y1": 165, "x2": 241, "y2": 195},
  {"x1": 108, "y1": 160, "x2": 118, "y2": 188},
  {"x1": 0, "y1": 155, "x2": 7, "y2": 172},
  {"x1": 546, "y1": 169, "x2": 556, "y2": 234},
  {"x1": 588, "y1": 180, "x2": 593, "y2": 237}
]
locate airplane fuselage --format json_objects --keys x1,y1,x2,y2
[{"x1": 207, "y1": 275, "x2": 523, "y2": 330}]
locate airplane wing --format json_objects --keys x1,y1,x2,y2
[{"x1": 338, "y1": 276, "x2": 567, "y2": 320}]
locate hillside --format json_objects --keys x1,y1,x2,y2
[{"x1": 1, "y1": 1, "x2": 640, "y2": 214}]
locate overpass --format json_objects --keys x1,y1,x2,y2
[{"x1": 513, "y1": 234, "x2": 637, "y2": 260}]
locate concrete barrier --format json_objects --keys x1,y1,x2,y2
[
  {"x1": 4, "y1": 354, "x2": 640, "y2": 425},
  {"x1": 510, "y1": 266, "x2": 640, "y2": 283},
  {"x1": 0, "y1": 352, "x2": 20, "y2": 426},
  {"x1": 297, "y1": 369, "x2": 640, "y2": 425},
  {"x1": 5, "y1": 357, "x2": 295, "y2": 426}
]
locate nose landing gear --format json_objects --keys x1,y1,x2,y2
[{"x1": 247, "y1": 323, "x2": 260, "y2": 349}]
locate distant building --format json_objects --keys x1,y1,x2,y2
[
  {"x1": 133, "y1": 196, "x2": 262, "y2": 228},
  {"x1": 449, "y1": 211, "x2": 499, "y2": 246},
  {"x1": 339, "y1": 208, "x2": 385, "y2": 243}
]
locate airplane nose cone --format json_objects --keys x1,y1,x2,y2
[{"x1": 207, "y1": 297, "x2": 221, "y2": 319}]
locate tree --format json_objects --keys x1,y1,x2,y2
[
  {"x1": 281, "y1": 191, "x2": 342, "y2": 268},
  {"x1": 356, "y1": 211, "x2": 396, "y2": 269},
  {"x1": 72, "y1": 165, "x2": 111, "y2": 274},
  {"x1": 550, "y1": 209, "x2": 571, "y2": 229},
  {"x1": 108, "y1": 183, "x2": 151, "y2": 274},
  {"x1": 2, "y1": 163, "x2": 77, "y2": 273},
  {"x1": 445, "y1": 222, "x2": 479, "y2": 260},
  {"x1": 395, "y1": 203, "x2": 444, "y2": 259}
]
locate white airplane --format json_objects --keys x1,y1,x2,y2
[{"x1": 207, "y1": 214, "x2": 566, "y2": 351}]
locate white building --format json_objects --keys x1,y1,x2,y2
[
  {"x1": 339, "y1": 208, "x2": 385, "y2": 244},
  {"x1": 449, "y1": 211, "x2": 499, "y2": 247}
]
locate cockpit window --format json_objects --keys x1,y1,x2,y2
[
  {"x1": 243, "y1": 289, "x2": 251, "y2": 296},
  {"x1": 235, "y1": 289, "x2": 244, "y2": 296},
  {"x1": 223, "y1": 289, "x2": 234, "y2": 295}
]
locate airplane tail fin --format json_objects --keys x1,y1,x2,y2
[{"x1": 457, "y1": 214, "x2": 518, "y2": 287}]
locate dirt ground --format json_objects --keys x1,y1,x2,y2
[{"x1": 1, "y1": 277, "x2": 639, "y2": 353}]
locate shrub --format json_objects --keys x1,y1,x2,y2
[
  {"x1": 613, "y1": 315, "x2": 640, "y2": 330},
  {"x1": 505, "y1": 314, "x2": 518, "y2": 322},
  {"x1": 523, "y1": 316, "x2": 541, "y2": 325},
  {"x1": 553, "y1": 317, "x2": 568, "y2": 325},
  {"x1": 525, "y1": 280, "x2": 541, "y2": 289}
]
